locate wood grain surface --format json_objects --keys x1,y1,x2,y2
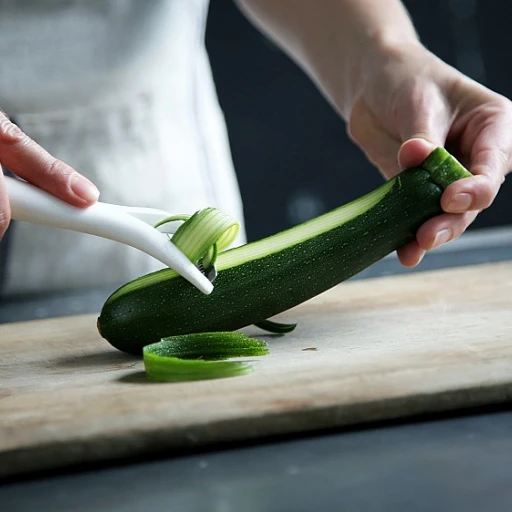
[{"x1": 1, "y1": 262, "x2": 512, "y2": 478}]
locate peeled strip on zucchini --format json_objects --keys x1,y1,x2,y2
[
  {"x1": 98, "y1": 148, "x2": 471, "y2": 354},
  {"x1": 155, "y1": 208, "x2": 240, "y2": 273}
]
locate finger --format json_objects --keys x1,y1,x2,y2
[
  {"x1": 441, "y1": 175, "x2": 494, "y2": 213},
  {"x1": 441, "y1": 146, "x2": 508, "y2": 213},
  {"x1": 0, "y1": 172, "x2": 10, "y2": 239},
  {"x1": 443, "y1": 104, "x2": 512, "y2": 213},
  {"x1": 398, "y1": 137, "x2": 437, "y2": 170},
  {"x1": 396, "y1": 82, "x2": 452, "y2": 171},
  {"x1": 415, "y1": 210, "x2": 479, "y2": 250},
  {"x1": 0, "y1": 113, "x2": 99, "y2": 207},
  {"x1": 396, "y1": 240, "x2": 426, "y2": 267}
]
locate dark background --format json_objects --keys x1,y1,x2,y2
[{"x1": 206, "y1": 0, "x2": 512, "y2": 241}]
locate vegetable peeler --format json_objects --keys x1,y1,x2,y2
[{"x1": 4, "y1": 175, "x2": 214, "y2": 295}]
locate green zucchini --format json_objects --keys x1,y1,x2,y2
[{"x1": 98, "y1": 148, "x2": 471, "y2": 354}]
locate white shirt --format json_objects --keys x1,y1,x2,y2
[{"x1": 0, "y1": 0, "x2": 245, "y2": 296}]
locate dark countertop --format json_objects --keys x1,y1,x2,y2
[{"x1": 2, "y1": 227, "x2": 512, "y2": 511}]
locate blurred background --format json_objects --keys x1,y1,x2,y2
[{"x1": 206, "y1": 0, "x2": 512, "y2": 241}]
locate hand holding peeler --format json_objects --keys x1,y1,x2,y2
[{"x1": 4, "y1": 175, "x2": 214, "y2": 295}]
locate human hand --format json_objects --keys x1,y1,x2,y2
[
  {"x1": 0, "y1": 112, "x2": 99, "y2": 240},
  {"x1": 347, "y1": 43, "x2": 511, "y2": 266}
]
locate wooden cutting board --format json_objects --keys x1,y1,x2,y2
[{"x1": 1, "y1": 262, "x2": 512, "y2": 479}]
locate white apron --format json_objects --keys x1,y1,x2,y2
[{"x1": 0, "y1": 0, "x2": 245, "y2": 296}]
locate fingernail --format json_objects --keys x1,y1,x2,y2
[
  {"x1": 447, "y1": 192, "x2": 472, "y2": 212},
  {"x1": 432, "y1": 228, "x2": 452, "y2": 249},
  {"x1": 71, "y1": 175, "x2": 100, "y2": 203}
]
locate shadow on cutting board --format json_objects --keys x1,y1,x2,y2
[{"x1": 52, "y1": 350, "x2": 139, "y2": 372}]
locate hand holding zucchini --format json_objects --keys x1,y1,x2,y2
[{"x1": 98, "y1": 148, "x2": 471, "y2": 354}]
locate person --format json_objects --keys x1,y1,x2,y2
[{"x1": 0, "y1": 0, "x2": 510, "y2": 297}]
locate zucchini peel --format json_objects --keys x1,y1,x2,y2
[{"x1": 143, "y1": 332, "x2": 269, "y2": 382}]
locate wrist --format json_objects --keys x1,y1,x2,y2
[{"x1": 324, "y1": 33, "x2": 423, "y2": 120}]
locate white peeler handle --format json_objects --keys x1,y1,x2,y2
[{"x1": 4, "y1": 176, "x2": 213, "y2": 294}]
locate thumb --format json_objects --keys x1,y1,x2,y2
[
  {"x1": 398, "y1": 137, "x2": 437, "y2": 170},
  {"x1": 396, "y1": 84, "x2": 451, "y2": 169}
]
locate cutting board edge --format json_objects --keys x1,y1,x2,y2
[{"x1": 2, "y1": 377, "x2": 512, "y2": 481}]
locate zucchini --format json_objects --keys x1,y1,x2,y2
[{"x1": 98, "y1": 148, "x2": 471, "y2": 354}]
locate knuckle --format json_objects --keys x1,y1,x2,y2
[
  {"x1": 480, "y1": 184, "x2": 496, "y2": 208},
  {"x1": 474, "y1": 175, "x2": 498, "y2": 209},
  {"x1": 46, "y1": 157, "x2": 68, "y2": 177},
  {"x1": 45, "y1": 158, "x2": 73, "y2": 184},
  {"x1": 0, "y1": 113, "x2": 25, "y2": 145},
  {"x1": 473, "y1": 146, "x2": 509, "y2": 186},
  {"x1": 42, "y1": 158, "x2": 74, "y2": 195},
  {"x1": 494, "y1": 95, "x2": 512, "y2": 114}
]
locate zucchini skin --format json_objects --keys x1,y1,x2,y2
[{"x1": 99, "y1": 167, "x2": 445, "y2": 354}]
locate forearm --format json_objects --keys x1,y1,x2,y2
[{"x1": 235, "y1": 0, "x2": 420, "y2": 118}]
